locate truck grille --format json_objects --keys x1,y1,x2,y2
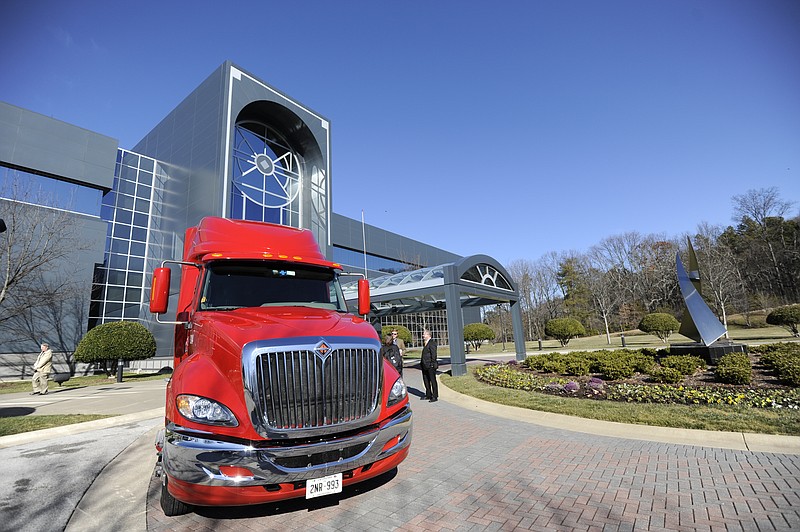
[{"x1": 253, "y1": 347, "x2": 381, "y2": 430}]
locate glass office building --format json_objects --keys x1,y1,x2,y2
[{"x1": 0, "y1": 61, "x2": 465, "y2": 359}]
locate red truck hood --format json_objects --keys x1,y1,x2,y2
[{"x1": 192, "y1": 306, "x2": 376, "y2": 355}]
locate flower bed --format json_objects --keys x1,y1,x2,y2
[{"x1": 474, "y1": 344, "x2": 800, "y2": 410}]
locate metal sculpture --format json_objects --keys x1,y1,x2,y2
[{"x1": 676, "y1": 239, "x2": 726, "y2": 346}]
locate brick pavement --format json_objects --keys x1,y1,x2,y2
[{"x1": 145, "y1": 368, "x2": 800, "y2": 531}]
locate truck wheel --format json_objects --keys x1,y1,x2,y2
[{"x1": 160, "y1": 476, "x2": 192, "y2": 516}]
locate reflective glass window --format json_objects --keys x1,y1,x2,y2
[
  {"x1": 125, "y1": 288, "x2": 142, "y2": 303},
  {"x1": 113, "y1": 224, "x2": 131, "y2": 240},
  {"x1": 130, "y1": 241, "x2": 146, "y2": 257},
  {"x1": 110, "y1": 238, "x2": 129, "y2": 254},
  {"x1": 106, "y1": 286, "x2": 125, "y2": 301},
  {"x1": 131, "y1": 227, "x2": 147, "y2": 242},
  {"x1": 129, "y1": 257, "x2": 144, "y2": 272},
  {"x1": 107, "y1": 270, "x2": 127, "y2": 285},
  {"x1": 109, "y1": 254, "x2": 128, "y2": 270},
  {"x1": 115, "y1": 208, "x2": 133, "y2": 224},
  {"x1": 133, "y1": 212, "x2": 149, "y2": 227},
  {"x1": 134, "y1": 198, "x2": 149, "y2": 213}
]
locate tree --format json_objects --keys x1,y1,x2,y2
[
  {"x1": 74, "y1": 321, "x2": 156, "y2": 376},
  {"x1": 556, "y1": 254, "x2": 592, "y2": 327},
  {"x1": 544, "y1": 317, "x2": 586, "y2": 347},
  {"x1": 1, "y1": 180, "x2": 88, "y2": 324},
  {"x1": 638, "y1": 313, "x2": 680, "y2": 343},
  {"x1": 729, "y1": 187, "x2": 798, "y2": 304},
  {"x1": 766, "y1": 304, "x2": 800, "y2": 337},
  {"x1": 691, "y1": 223, "x2": 746, "y2": 337},
  {"x1": 463, "y1": 323, "x2": 495, "y2": 351}
]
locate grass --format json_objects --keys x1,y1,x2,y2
[
  {"x1": 0, "y1": 414, "x2": 114, "y2": 437},
  {"x1": 0, "y1": 372, "x2": 165, "y2": 436},
  {"x1": 403, "y1": 325, "x2": 797, "y2": 359},
  {"x1": 0, "y1": 371, "x2": 168, "y2": 395},
  {"x1": 440, "y1": 368, "x2": 800, "y2": 436}
]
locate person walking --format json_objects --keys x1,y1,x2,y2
[
  {"x1": 420, "y1": 329, "x2": 438, "y2": 402},
  {"x1": 31, "y1": 343, "x2": 53, "y2": 395}
]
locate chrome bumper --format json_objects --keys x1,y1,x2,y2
[{"x1": 161, "y1": 406, "x2": 412, "y2": 486}]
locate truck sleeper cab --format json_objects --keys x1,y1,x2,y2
[{"x1": 150, "y1": 217, "x2": 412, "y2": 516}]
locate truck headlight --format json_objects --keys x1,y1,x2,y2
[
  {"x1": 176, "y1": 394, "x2": 238, "y2": 426},
  {"x1": 387, "y1": 377, "x2": 407, "y2": 407}
]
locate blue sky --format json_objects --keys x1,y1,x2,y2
[{"x1": 2, "y1": 0, "x2": 798, "y2": 266}]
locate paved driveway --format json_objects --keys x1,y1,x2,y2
[{"x1": 145, "y1": 367, "x2": 800, "y2": 531}]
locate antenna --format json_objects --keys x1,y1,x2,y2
[{"x1": 361, "y1": 210, "x2": 368, "y2": 276}]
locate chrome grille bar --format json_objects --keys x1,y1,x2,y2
[{"x1": 254, "y1": 346, "x2": 380, "y2": 430}]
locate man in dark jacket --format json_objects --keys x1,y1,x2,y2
[{"x1": 420, "y1": 329, "x2": 438, "y2": 402}]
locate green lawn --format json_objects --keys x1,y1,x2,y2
[
  {"x1": 0, "y1": 414, "x2": 113, "y2": 437},
  {"x1": 0, "y1": 373, "x2": 165, "y2": 436},
  {"x1": 403, "y1": 324, "x2": 797, "y2": 359}
]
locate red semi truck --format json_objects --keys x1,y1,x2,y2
[{"x1": 149, "y1": 217, "x2": 412, "y2": 515}]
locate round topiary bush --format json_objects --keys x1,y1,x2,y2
[
  {"x1": 75, "y1": 321, "x2": 156, "y2": 365},
  {"x1": 545, "y1": 318, "x2": 586, "y2": 347},
  {"x1": 637, "y1": 313, "x2": 681, "y2": 343},
  {"x1": 766, "y1": 304, "x2": 800, "y2": 337},
  {"x1": 463, "y1": 323, "x2": 495, "y2": 351}
]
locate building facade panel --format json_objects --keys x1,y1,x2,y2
[{"x1": 0, "y1": 102, "x2": 117, "y2": 189}]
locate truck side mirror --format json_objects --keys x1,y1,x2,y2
[
  {"x1": 357, "y1": 278, "x2": 370, "y2": 316},
  {"x1": 150, "y1": 267, "x2": 171, "y2": 314}
]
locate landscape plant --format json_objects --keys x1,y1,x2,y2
[
  {"x1": 637, "y1": 313, "x2": 681, "y2": 343},
  {"x1": 463, "y1": 323, "x2": 495, "y2": 351},
  {"x1": 766, "y1": 304, "x2": 800, "y2": 337},
  {"x1": 544, "y1": 317, "x2": 586, "y2": 347},
  {"x1": 74, "y1": 321, "x2": 156, "y2": 375}
]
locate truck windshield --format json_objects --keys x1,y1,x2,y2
[{"x1": 199, "y1": 261, "x2": 348, "y2": 312}]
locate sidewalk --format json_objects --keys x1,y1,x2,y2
[{"x1": 1, "y1": 369, "x2": 799, "y2": 531}]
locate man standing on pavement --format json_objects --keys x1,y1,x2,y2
[
  {"x1": 420, "y1": 329, "x2": 438, "y2": 402},
  {"x1": 391, "y1": 329, "x2": 405, "y2": 358},
  {"x1": 31, "y1": 343, "x2": 52, "y2": 395}
]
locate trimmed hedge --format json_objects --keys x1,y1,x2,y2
[
  {"x1": 752, "y1": 342, "x2": 800, "y2": 386},
  {"x1": 659, "y1": 355, "x2": 706, "y2": 376},
  {"x1": 715, "y1": 352, "x2": 752, "y2": 385}
]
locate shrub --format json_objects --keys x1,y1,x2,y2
[
  {"x1": 637, "y1": 313, "x2": 681, "y2": 343},
  {"x1": 74, "y1": 321, "x2": 156, "y2": 365},
  {"x1": 564, "y1": 356, "x2": 591, "y2": 376},
  {"x1": 545, "y1": 318, "x2": 586, "y2": 347},
  {"x1": 715, "y1": 352, "x2": 752, "y2": 385},
  {"x1": 754, "y1": 342, "x2": 800, "y2": 386},
  {"x1": 660, "y1": 355, "x2": 706, "y2": 375},
  {"x1": 650, "y1": 366, "x2": 684, "y2": 384},
  {"x1": 463, "y1": 323, "x2": 495, "y2": 351},
  {"x1": 766, "y1": 304, "x2": 800, "y2": 337}
]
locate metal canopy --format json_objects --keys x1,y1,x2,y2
[{"x1": 343, "y1": 254, "x2": 526, "y2": 376}]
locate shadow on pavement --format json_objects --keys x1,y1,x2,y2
[{"x1": 0, "y1": 407, "x2": 35, "y2": 417}]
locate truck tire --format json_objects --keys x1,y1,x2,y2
[{"x1": 160, "y1": 476, "x2": 192, "y2": 516}]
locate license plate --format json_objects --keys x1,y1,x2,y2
[{"x1": 305, "y1": 473, "x2": 343, "y2": 499}]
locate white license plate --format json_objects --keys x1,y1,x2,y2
[{"x1": 305, "y1": 472, "x2": 343, "y2": 499}]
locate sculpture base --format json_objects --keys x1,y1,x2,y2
[{"x1": 669, "y1": 341, "x2": 748, "y2": 365}]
